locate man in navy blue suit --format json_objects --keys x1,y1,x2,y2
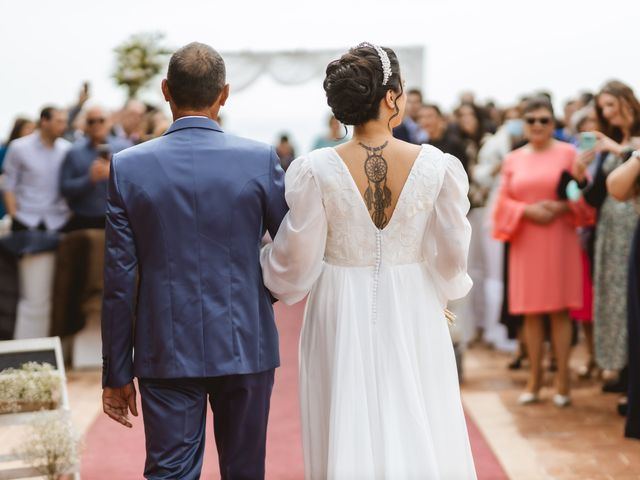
[{"x1": 101, "y1": 42, "x2": 288, "y2": 479}]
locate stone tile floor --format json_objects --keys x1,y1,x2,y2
[{"x1": 462, "y1": 342, "x2": 640, "y2": 479}]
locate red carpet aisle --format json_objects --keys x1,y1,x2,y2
[{"x1": 81, "y1": 301, "x2": 506, "y2": 479}]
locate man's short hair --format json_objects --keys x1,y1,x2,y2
[
  {"x1": 523, "y1": 96, "x2": 555, "y2": 117},
  {"x1": 407, "y1": 89, "x2": 423, "y2": 102},
  {"x1": 167, "y1": 42, "x2": 226, "y2": 110},
  {"x1": 40, "y1": 106, "x2": 60, "y2": 121},
  {"x1": 422, "y1": 103, "x2": 443, "y2": 117}
]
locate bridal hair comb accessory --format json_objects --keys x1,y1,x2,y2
[{"x1": 355, "y1": 42, "x2": 392, "y2": 86}]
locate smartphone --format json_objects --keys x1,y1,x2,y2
[
  {"x1": 96, "y1": 144, "x2": 112, "y2": 161},
  {"x1": 578, "y1": 132, "x2": 597, "y2": 151}
]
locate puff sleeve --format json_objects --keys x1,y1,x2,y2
[
  {"x1": 260, "y1": 155, "x2": 328, "y2": 305},
  {"x1": 424, "y1": 154, "x2": 473, "y2": 305}
]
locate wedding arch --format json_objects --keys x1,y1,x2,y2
[{"x1": 220, "y1": 46, "x2": 425, "y2": 93}]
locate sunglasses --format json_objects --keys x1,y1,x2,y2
[
  {"x1": 525, "y1": 116, "x2": 552, "y2": 126},
  {"x1": 87, "y1": 118, "x2": 106, "y2": 126}
]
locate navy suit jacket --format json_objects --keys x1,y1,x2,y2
[{"x1": 101, "y1": 117, "x2": 288, "y2": 388}]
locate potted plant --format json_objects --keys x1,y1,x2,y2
[{"x1": 14, "y1": 413, "x2": 81, "y2": 480}]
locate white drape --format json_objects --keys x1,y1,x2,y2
[{"x1": 222, "y1": 47, "x2": 425, "y2": 93}]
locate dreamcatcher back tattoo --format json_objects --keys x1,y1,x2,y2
[{"x1": 359, "y1": 141, "x2": 392, "y2": 229}]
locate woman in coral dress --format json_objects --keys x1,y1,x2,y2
[{"x1": 493, "y1": 97, "x2": 594, "y2": 407}]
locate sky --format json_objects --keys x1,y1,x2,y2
[{"x1": 1, "y1": 0, "x2": 639, "y2": 152}]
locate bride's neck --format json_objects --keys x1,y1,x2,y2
[{"x1": 353, "y1": 121, "x2": 393, "y2": 145}]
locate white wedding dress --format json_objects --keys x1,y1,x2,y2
[{"x1": 261, "y1": 144, "x2": 477, "y2": 479}]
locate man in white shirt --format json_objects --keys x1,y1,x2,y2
[{"x1": 2, "y1": 106, "x2": 70, "y2": 338}]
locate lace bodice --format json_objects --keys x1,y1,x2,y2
[
  {"x1": 313, "y1": 146, "x2": 447, "y2": 266},
  {"x1": 260, "y1": 144, "x2": 473, "y2": 305}
]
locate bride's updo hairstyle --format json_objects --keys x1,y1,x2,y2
[{"x1": 323, "y1": 44, "x2": 403, "y2": 127}]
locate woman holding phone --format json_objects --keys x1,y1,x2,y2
[
  {"x1": 493, "y1": 97, "x2": 594, "y2": 407},
  {"x1": 567, "y1": 107, "x2": 599, "y2": 379},
  {"x1": 574, "y1": 81, "x2": 640, "y2": 391}
]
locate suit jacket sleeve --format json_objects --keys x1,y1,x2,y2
[
  {"x1": 264, "y1": 147, "x2": 288, "y2": 238},
  {"x1": 101, "y1": 155, "x2": 138, "y2": 388}
]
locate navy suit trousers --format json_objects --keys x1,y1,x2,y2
[{"x1": 139, "y1": 369, "x2": 275, "y2": 480}]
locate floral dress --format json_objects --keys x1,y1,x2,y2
[{"x1": 594, "y1": 153, "x2": 640, "y2": 370}]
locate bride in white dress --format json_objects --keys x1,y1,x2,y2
[{"x1": 261, "y1": 43, "x2": 477, "y2": 479}]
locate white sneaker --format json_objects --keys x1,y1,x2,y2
[
  {"x1": 517, "y1": 392, "x2": 539, "y2": 405},
  {"x1": 553, "y1": 394, "x2": 571, "y2": 408}
]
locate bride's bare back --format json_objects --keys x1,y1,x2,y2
[{"x1": 335, "y1": 139, "x2": 423, "y2": 229}]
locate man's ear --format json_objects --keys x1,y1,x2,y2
[
  {"x1": 218, "y1": 84, "x2": 230, "y2": 107},
  {"x1": 161, "y1": 79, "x2": 171, "y2": 102}
]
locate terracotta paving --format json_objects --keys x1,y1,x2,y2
[{"x1": 461, "y1": 343, "x2": 640, "y2": 480}]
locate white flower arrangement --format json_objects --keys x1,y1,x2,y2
[
  {"x1": 113, "y1": 32, "x2": 172, "y2": 99},
  {"x1": 0, "y1": 362, "x2": 61, "y2": 414},
  {"x1": 13, "y1": 413, "x2": 82, "y2": 480}
]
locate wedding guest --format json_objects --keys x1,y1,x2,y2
[
  {"x1": 459, "y1": 91, "x2": 476, "y2": 105},
  {"x1": 456, "y1": 95, "x2": 496, "y2": 135},
  {"x1": 568, "y1": 105, "x2": 599, "y2": 379},
  {"x1": 452, "y1": 102, "x2": 492, "y2": 347},
  {"x1": 393, "y1": 88, "x2": 428, "y2": 144},
  {"x1": 455, "y1": 103, "x2": 490, "y2": 198},
  {"x1": 113, "y1": 99, "x2": 146, "y2": 144},
  {"x1": 606, "y1": 147, "x2": 640, "y2": 438},
  {"x1": 144, "y1": 110, "x2": 171, "y2": 140},
  {"x1": 577, "y1": 81, "x2": 640, "y2": 392},
  {"x1": 534, "y1": 90, "x2": 569, "y2": 142},
  {"x1": 0, "y1": 118, "x2": 36, "y2": 217},
  {"x1": 493, "y1": 97, "x2": 594, "y2": 407},
  {"x1": 2, "y1": 106, "x2": 70, "y2": 339},
  {"x1": 560, "y1": 99, "x2": 580, "y2": 142},
  {"x1": 570, "y1": 105, "x2": 598, "y2": 140},
  {"x1": 313, "y1": 115, "x2": 347, "y2": 149},
  {"x1": 0, "y1": 118, "x2": 36, "y2": 168},
  {"x1": 474, "y1": 107, "x2": 526, "y2": 358},
  {"x1": 64, "y1": 82, "x2": 90, "y2": 142},
  {"x1": 60, "y1": 105, "x2": 132, "y2": 231},
  {"x1": 484, "y1": 100, "x2": 502, "y2": 133},
  {"x1": 474, "y1": 107, "x2": 524, "y2": 197},
  {"x1": 275, "y1": 134, "x2": 296, "y2": 171},
  {"x1": 419, "y1": 103, "x2": 469, "y2": 171},
  {"x1": 576, "y1": 91, "x2": 595, "y2": 110}
]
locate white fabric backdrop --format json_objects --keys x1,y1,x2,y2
[{"x1": 222, "y1": 47, "x2": 425, "y2": 93}]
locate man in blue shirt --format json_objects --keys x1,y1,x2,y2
[{"x1": 60, "y1": 106, "x2": 131, "y2": 231}]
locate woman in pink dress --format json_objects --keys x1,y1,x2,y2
[{"x1": 493, "y1": 97, "x2": 594, "y2": 407}]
